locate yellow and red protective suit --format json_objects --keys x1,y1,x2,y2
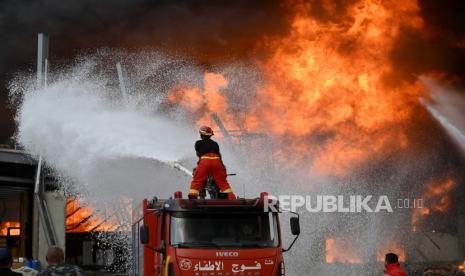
[{"x1": 188, "y1": 136, "x2": 235, "y2": 199}]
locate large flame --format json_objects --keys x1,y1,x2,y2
[{"x1": 169, "y1": 0, "x2": 426, "y2": 176}]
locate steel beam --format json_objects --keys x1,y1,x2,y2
[{"x1": 37, "y1": 33, "x2": 49, "y2": 87}]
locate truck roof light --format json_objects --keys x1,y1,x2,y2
[
  {"x1": 260, "y1": 192, "x2": 268, "y2": 199},
  {"x1": 174, "y1": 191, "x2": 183, "y2": 199}
]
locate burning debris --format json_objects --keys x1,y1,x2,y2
[
  {"x1": 412, "y1": 177, "x2": 457, "y2": 232},
  {"x1": 66, "y1": 197, "x2": 120, "y2": 233}
]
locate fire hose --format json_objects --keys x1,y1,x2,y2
[{"x1": 165, "y1": 161, "x2": 193, "y2": 177}]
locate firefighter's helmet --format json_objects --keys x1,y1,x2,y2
[{"x1": 199, "y1": 126, "x2": 214, "y2": 136}]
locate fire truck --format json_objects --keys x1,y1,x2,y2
[{"x1": 131, "y1": 190, "x2": 300, "y2": 276}]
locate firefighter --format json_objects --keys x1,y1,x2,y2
[
  {"x1": 188, "y1": 126, "x2": 236, "y2": 199},
  {"x1": 384, "y1": 253, "x2": 407, "y2": 276}
]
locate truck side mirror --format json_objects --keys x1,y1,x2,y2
[
  {"x1": 290, "y1": 217, "x2": 300, "y2": 235},
  {"x1": 283, "y1": 213, "x2": 300, "y2": 253},
  {"x1": 140, "y1": 225, "x2": 149, "y2": 244}
]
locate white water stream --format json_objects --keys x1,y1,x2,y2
[
  {"x1": 420, "y1": 77, "x2": 465, "y2": 154},
  {"x1": 11, "y1": 57, "x2": 197, "y2": 202}
]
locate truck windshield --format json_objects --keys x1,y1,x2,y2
[{"x1": 170, "y1": 212, "x2": 279, "y2": 249}]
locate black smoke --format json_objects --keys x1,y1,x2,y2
[{"x1": 388, "y1": 0, "x2": 465, "y2": 85}]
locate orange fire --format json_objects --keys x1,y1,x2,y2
[
  {"x1": 168, "y1": 0, "x2": 426, "y2": 176},
  {"x1": 325, "y1": 238, "x2": 362, "y2": 264},
  {"x1": 168, "y1": 72, "x2": 241, "y2": 139},
  {"x1": 458, "y1": 261, "x2": 465, "y2": 272},
  {"x1": 412, "y1": 177, "x2": 456, "y2": 231},
  {"x1": 66, "y1": 198, "x2": 119, "y2": 232},
  {"x1": 0, "y1": 222, "x2": 20, "y2": 236},
  {"x1": 325, "y1": 237, "x2": 406, "y2": 264}
]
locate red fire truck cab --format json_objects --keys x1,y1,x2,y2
[{"x1": 131, "y1": 192, "x2": 300, "y2": 276}]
